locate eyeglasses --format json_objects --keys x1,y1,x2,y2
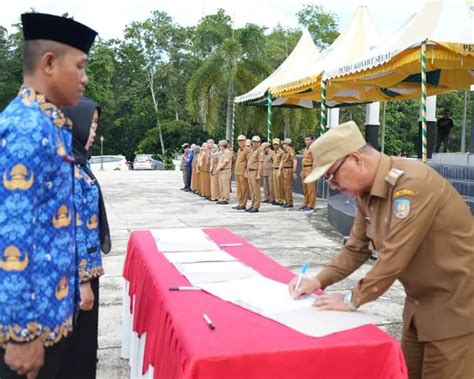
[{"x1": 323, "y1": 156, "x2": 348, "y2": 185}]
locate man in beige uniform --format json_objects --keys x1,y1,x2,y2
[
  {"x1": 279, "y1": 138, "x2": 297, "y2": 208},
  {"x1": 232, "y1": 135, "x2": 250, "y2": 210},
  {"x1": 289, "y1": 121, "x2": 474, "y2": 379},
  {"x1": 199, "y1": 140, "x2": 212, "y2": 199},
  {"x1": 272, "y1": 138, "x2": 284, "y2": 205},
  {"x1": 299, "y1": 135, "x2": 316, "y2": 211},
  {"x1": 216, "y1": 140, "x2": 232, "y2": 204},
  {"x1": 261, "y1": 142, "x2": 274, "y2": 203},
  {"x1": 245, "y1": 136, "x2": 264, "y2": 213}
]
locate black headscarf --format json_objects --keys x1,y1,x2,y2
[{"x1": 62, "y1": 98, "x2": 111, "y2": 254}]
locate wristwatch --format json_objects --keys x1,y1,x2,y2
[{"x1": 343, "y1": 290, "x2": 357, "y2": 311}]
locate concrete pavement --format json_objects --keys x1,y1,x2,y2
[{"x1": 95, "y1": 169, "x2": 404, "y2": 378}]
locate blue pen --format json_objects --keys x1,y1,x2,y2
[{"x1": 295, "y1": 263, "x2": 308, "y2": 290}]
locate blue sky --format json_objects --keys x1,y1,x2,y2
[{"x1": 0, "y1": 0, "x2": 430, "y2": 40}]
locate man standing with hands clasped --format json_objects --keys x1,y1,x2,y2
[
  {"x1": 0, "y1": 13, "x2": 97, "y2": 379},
  {"x1": 279, "y1": 138, "x2": 297, "y2": 208},
  {"x1": 288, "y1": 121, "x2": 473, "y2": 379},
  {"x1": 245, "y1": 136, "x2": 264, "y2": 213}
]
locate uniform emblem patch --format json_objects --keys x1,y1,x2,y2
[
  {"x1": 393, "y1": 189, "x2": 415, "y2": 199},
  {"x1": 393, "y1": 198, "x2": 411, "y2": 219}
]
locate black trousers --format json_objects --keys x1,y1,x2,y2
[
  {"x1": 0, "y1": 338, "x2": 69, "y2": 379},
  {"x1": 57, "y1": 278, "x2": 100, "y2": 379},
  {"x1": 435, "y1": 132, "x2": 450, "y2": 153}
]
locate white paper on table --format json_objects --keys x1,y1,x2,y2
[
  {"x1": 151, "y1": 228, "x2": 219, "y2": 252},
  {"x1": 199, "y1": 275, "x2": 317, "y2": 314},
  {"x1": 265, "y1": 307, "x2": 384, "y2": 337},
  {"x1": 199, "y1": 275, "x2": 383, "y2": 337},
  {"x1": 175, "y1": 261, "x2": 251, "y2": 274},
  {"x1": 185, "y1": 269, "x2": 259, "y2": 285},
  {"x1": 163, "y1": 250, "x2": 237, "y2": 264}
]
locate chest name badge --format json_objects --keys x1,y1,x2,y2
[{"x1": 393, "y1": 198, "x2": 411, "y2": 219}]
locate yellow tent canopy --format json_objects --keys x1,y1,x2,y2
[{"x1": 271, "y1": 0, "x2": 474, "y2": 105}]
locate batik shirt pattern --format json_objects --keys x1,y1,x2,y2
[
  {"x1": 74, "y1": 165, "x2": 104, "y2": 283},
  {"x1": 0, "y1": 87, "x2": 76, "y2": 346}
]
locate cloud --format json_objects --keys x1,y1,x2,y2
[{"x1": 1, "y1": 0, "x2": 425, "y2": 39}]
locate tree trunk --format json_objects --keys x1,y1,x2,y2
[
  {"x1": 147, "y1": 70, "x2": 166, "y2": 155},
  {"x1": 226, "y1": 79, "x2": 234, "y2": 142}
]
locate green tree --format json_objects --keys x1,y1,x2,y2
[
  {"x1": 123, "y1": 11, "x2": 187, "y2": 154},
  {"x1": 186, "y1": 10, "x2": 269, "y2": 140},
  {"x1": 296, "y1": 4, "x2": 339, "y2": 50}
]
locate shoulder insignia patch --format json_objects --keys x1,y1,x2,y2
[
  {"x1": 393, "y1": 189, "x2": 415, "y2": 199},
  {"x1": 393, "y1": 198, "x2": 411, "y2": 219},
  {"x1": 385, "y1": 168, "x2": 404, "y2": 186}
]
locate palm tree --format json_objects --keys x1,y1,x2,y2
[{"x1": 187, "y1": 22, "x2": 268, "y2": 140}]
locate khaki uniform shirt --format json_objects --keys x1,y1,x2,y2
[
  {"x1": 262, "y1": 150, "x2": 274, "y2": 176},
  {"x1": 218, "y1": 149, "x2": 232, "y2": 170},
  {"x1": 210, "y1": 152, "x2": 219, "y2": 175},
  {"x1": 247, "y1": 147, "x2": 264, "y2": 170},
  {"x1": 281, "y1": 147, "x2": 296, "y2": 169},
  {"x1": 200, "y1": 150, "x2": 211, "y2": 172},
  {"x1": 316, "y1": 154, "x2": 474, "y2": 341},
  {"x1": 235, "y1": 147, "x2": 251, "y2": 176},
  {"x1": 272, "y1": 148, "x2": 283, "y2": 169},
  {"x1": 302, "y1": 147, "x2": 313, "y2": 168}
]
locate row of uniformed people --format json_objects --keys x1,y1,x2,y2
[
  {"x1": 183, "y1": 134, "x2": 317, "y2": 213},
  {"x1": 233, "y1": 135, "x2": 317, "y2": 213},
  {"x1": 186, "y1": 139, "x2": 234, "y2": 204}
]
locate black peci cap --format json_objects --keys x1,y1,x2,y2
[{"x1": 21, "y1": 13, "x2": 98, "y2": 54}]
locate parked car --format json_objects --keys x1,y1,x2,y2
[
  {"x1": 90, "y1": 155, "x2": 129, "y2": 171},
  {"x1": 133, "y1": 154, "x2": 165, "y2": 170}
]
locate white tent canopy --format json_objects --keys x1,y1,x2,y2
[
  {"x1": 325, "y1": 0, "x2": 474, "y2": 81},
  {"x1": 269, "y1": 5, "x2": 385, "y2": 106},
  {"x1": 234, "y1": 29, "x2": 321, "y2": 108}
]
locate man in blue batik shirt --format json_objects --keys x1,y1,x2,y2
[
  {"x1": 0, "y1": 13, "x2": 97, "y2": 379},
  {"x1": 183, "y1": 143, "x2": 193, "y2": 191}
]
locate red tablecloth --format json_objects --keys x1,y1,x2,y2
[{"x1": 123, "y1": 228, "x2": 407, "y2": 379}]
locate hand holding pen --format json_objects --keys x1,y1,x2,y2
[{"x1": 288, "y1": 264, "x2": 322, "y2": 299}]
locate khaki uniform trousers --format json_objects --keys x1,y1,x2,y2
[
  {"x1": 191, "y1": 169, "x2": 198, "y2": 192},
  {"x1": 402, "y1": 318, "x2": 474, "y2": 379},
  {"x1": 236, "y1": 175, "x2": 249, "y2": 207},
  {"x1": 247, "y1": 170, "x2": 261, "y2": 209},
  {"x1": 273, "y1": 169, "x2": 284, "y2": 203},
  {"x1": 281, "y1": 168, "x2": 294, "y2": 205},
  {"x1": 210, "y1": 171, "x2": 220, "y2": 200},
  {"x1": 218, "y1": 169, "x2": 231, "y2": 202},
  {"x1": 263, "y1": 174, "x2": 274, "y2": 202},
  {"x1": 301, "y1": 167, "x2": 316, "y2": 208},
  {"x1": 200, "y1": 171, "x2": 211, "y2": 197}
]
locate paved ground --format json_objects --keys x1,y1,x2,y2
[{"x1": 95, "y1": 169, "x2": 405, "y2": 378}]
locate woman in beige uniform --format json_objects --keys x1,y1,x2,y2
[
  {"x1": 210, "y1": 144, "x2": 220, "y2": 201},
  {"x1": 191, "y1": 145, "x2": 200, "y2": 193},
  {"x1": 199, "y1": 140, "x2": 212, "y2": 199}
]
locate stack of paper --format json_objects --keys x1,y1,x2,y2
[
  {"x1": 155, "y1": 228, "x2": 383, "y2": 337},
  {"x1": 163, "y1": 250, "x2": 236, "y2": 264},
  {"x1": 152, "y1": 228, "x2": 219, "y2": 252}
]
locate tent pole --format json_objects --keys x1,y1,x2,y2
[
  {"x1": 231, "y1": 99, "x2": 235, "y2": 147},
  {"x1": 320, "y1": 79, "x2": 327, "y2": 135},
  {"x1": 381, "y1": 102, "x2": 387, "y2": 153},
  {"x1": 461, "y1": 90, "x2": 467, "y2": 153},
  {"x1": 267, "y1": 92, "x2": 273, "y2": 142},
  {"x1": 420, "y1": 41, "x2": 428, "y2": 162}
]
